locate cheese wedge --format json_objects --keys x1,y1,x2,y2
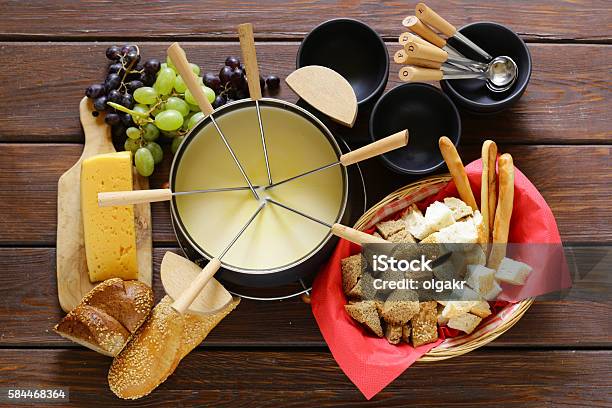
[{"x1": 81, "y1": 151, "x2": 138, "y2": 282}]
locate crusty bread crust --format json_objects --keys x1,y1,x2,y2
[
  {"x1": 439, "y1": 137, "x2": 478, "y2": 211},
  {"x1": 480, "y1": 140, "x2": 497, "y2": 242},
  {"x1": 488, "y1": 154, "x2": 514, "y2": 269}
]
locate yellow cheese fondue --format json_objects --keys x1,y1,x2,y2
[{"x1": 174, "y1": 104, "x2": 345, "y2": 271}]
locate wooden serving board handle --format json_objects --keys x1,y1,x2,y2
[
  {"x1": 172, "y1": 258, "x2": 222, "y2": 314},
  {"x1": 238, "y1": 23, "x2": 262, "y2": 101},
  {"x1": 167, "y1": 43, "x2": 214, "y2": 115},
  {"x1": 331, "y1": 224, "x2": 388, "y2": 245},
  {"x1": 98, "y1": 189, "x2": 172, "y2": 207},
  {"x1": 399, "y1": 66, "x2": 444, "y2": 82},
  {"x1": 339, "y1": 130, "x2": 408, "y2": 166},
  {"x1": 402, "y1": 15, "x2": 447, "y2": 48},
  {"x1": 404, "y1": 41, "x2": 448, "y2": 63},
  {"x1": 416, "y1": 2, "x2": 457, "y2": 37}
]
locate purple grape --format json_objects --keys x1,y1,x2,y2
[
  {"x1": 107, "y1": 89, "x2": 122, "y2": 103},
  {"x1": 85, "y1": 84, "x2": 105, "y2": 98},
  {"x1": 236, "y1": 89, "x2": 248, "y2": 100},
  {"x1": 126, "y1": 80, "x2": 144, "y2": 92},
  {"x1": 105, "y1": 73, "x2": 121, "y2": 90},
  {"x1": 266, "y1": 75, "x2": 280, "y2": 91},
  {"x1": 108, "y1": 62, "x2": 123, "y2": 75},
  {"x1": 106, "y1": 45, "x2": 121, "y2": 61},
  {"x1": 125, "y1": 51, "x2": 140, "y2": 65},
  {"x1": 121, "y1": 45, "x2": 137, "y2": 55},
  {"x1": 212, "y1": 94, "x2": 226, "y2": 109},
  {"x1": 93, "y1": 95, "x2": 109, "y2": 111},
  {"x1": 112, "y1": 124, "x2": 126, "y2": 139},
  {"x1": 140, "y1": 73, "x2": 155, "y2": 86},
  {"x1": 219, "y1": 66, "x2": 233, "y2": 85},
  {"x1": 203, "y1": 73, "x2": 221, "y2": 92},
  {"x1": 225, "y1": 56, "x2": 241, "y2": 69},
  {"x1": 230, "y1": 68, "x2": 244, "y2": 88},
  {"x1": 104, "y1": 112, "x2": 121, "y2": 126},
  {"x1": 259, "y1": 75, "x2": 265, "y2": 92},
  {"x1": 120, "y1": 93, "x2": 134, "y2": 109},
  {"x1": 120, "y1": 112, "x2": 134, "y2": 127},
  {"x1": 143, "y1": 59, "x2": 161, "y2": 75}
]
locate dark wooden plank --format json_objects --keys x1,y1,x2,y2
[
  {"x1": 0, "y1": 144, "x2": 608, "y2": 245},
  {"x1": 0, "y1": 42, "x2": 610, "y2": 144},
  {"x1": 0, "y1": 0, "x2": 610, "y2": 42},
  {"x1": 0, "y1": 246, "x2": 608, "y2": 347},
  {"x1": 0, "y1": 349, "x2": 610, "y2": 407}
]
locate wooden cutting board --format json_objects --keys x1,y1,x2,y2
[{"x1": 56, "y1": 97, "x2": 152, "y2": 312}]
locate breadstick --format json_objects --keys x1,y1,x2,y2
[
  {"x1": 487, "y1": 153, "x2": 514, "y2": 269},
  {"x1": 438, "y1": 137, "x2": 478, "y2": 211},
  {"x1": 480, "y1": 140, "x2": 497, "y2": 242}
]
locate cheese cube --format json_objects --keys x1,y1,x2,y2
[
  {"x1": 81, "y1": 151, "x2": 138, "y2": 282},
  {"x1": 496, "y1": 257, "x2": 533, "y2": 285}
]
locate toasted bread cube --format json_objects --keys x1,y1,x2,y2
[
  {"x1": 444, "y1": 197, "x2": 474, "y2": 220},
  {"x1": 402, "y1": 324, "x2": 411, "y2": 343},
  {"x1": 448, "y1": 313, "x2": 482, "y2": 334},
  {"x1": 388, "y1": 229, "x2": 416, "y2": 243},
  {"x1": 466, "y1": 264, "x2": 496, "y2": 296},
  {"x1": 375, "y1": 220, "x2": 405, "y2": 239},
  {"x1": 341, "y1": 254, "x2": 362, "y2": 295},
  {"x1": 345, "y1": 301, "x2": 383, "y2": 337},
  {"x1": 346, "y1": 272, "x2": 377, "y2": 300},
  {"x1": 385, "y1": 323, "x2": 403, "y2": 344},
  {"x1": 496, "y1": 257, "x2": 532, "y2": 285},
  {"x1": 411, "y1": 301, "x2": 439, "y2": 347},
  {"x1": 424, "y1": 201, "x2": 455, "y2": 232},
  {"x1": 470, "y1": 301, "x2": 492, "y2": 319},
  {"x1": 484, "y1": 280, "x2": 503, "y2": 301},
  {"x1": 381, "y1": 290, "x2": 419, "y2": 324}
]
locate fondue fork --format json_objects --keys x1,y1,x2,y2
[
  {"x1": 98, "y1": 186, "x2": 260, "y2": 207},
  {"x1": 168, "y1": 43, "x2": 260, "y2": 201},
  {"x1": 238, "y1": 23, "x2": 273, "y2": 186},
  {"x1": 265, "y1": 130, "x2": 408, "y2": 190},
  {"x1": 265, "y1": 198, "x2": 387, "y2": 245}
]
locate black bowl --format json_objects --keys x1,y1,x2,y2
[
  {"x1": 440, "y1": 22, "x2": 532, "y2": 114},
  {"x1": 369, "y1": 83, "x2": 460, "y2": 174},
  {"x1": 297, "y1": 18, "x2": 389, "y2": 106}
]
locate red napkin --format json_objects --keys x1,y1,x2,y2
[{"x1": 311, "y1": 159, "x2": 566, "y2": 399}]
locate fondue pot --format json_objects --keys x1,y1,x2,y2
[{"x1": 99, "y1": 24, "x2": 407, "y2": 297}]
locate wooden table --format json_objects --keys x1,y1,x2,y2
[{"x1": 0, "y1": 1, "x2": 610, "y2": 406}]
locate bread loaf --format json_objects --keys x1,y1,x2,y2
[
  {"x1": 54, "y1": 278, "x2": 154, "y2": 357},
  {"x1": 439, "y1": 137, "x2": 478, "y2": 211},
  {"x1": 488, "y1": 154, "x2": 514, "y2": 269}
]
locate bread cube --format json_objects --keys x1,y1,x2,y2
[
  {"x1": 466, "y1": 265, "x2": 496, "y2": 296},
  {"x1": 385, "y1": 323, "x2": 403, "y2": 344},
  {"x1": 424, "y1": 201, "x2": 455, "y2": 232},
  {"x1": 411, "y1": 301, "x2": 439, "y2": 347},
  {"x1": 381, "y1": 289, "x2": 419, "y2": 324},
  {"x1": 469, "y1": 301, "x2": 492, "y2": 319},
  {"x1": 448, "y1": 313, "x2": 482, "y2": 334},
  {"x1": 375, "y1": 220, "x2": 405, "y2": 239},
  {"x1": 341, "y1": 254, "x2": 362, "y2": 295},
  {"x1": 484, "y1": 280, "x2": 503, "y2": 301},
  {"x1": 345, "y1": 301, "x2": 383, "y2": 337},
  {"x1": 496, "y1": 257, "x2": 533, "y2": 285},
  {"x1": 402, "y1": 205, "x2": 430, "y2": 240},
  {"x1": 444, "y1": 197, "x2": 474, "y2": 220}
]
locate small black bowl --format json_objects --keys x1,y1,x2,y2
[
  {"x1": 297, "y1": 18, "x2": 389, "y2": 106},
  {"x1": 440, "y1": 22, "x2": 532, "y2": 114},
  {"x1": 369, "y1": 83, "x2": 461, "y2": 174}
]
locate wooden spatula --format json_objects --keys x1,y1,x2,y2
[
  {"x1": 285, "y1": 65, "x2": 358, "y2": 128},
  {"x1": 56, "y1": 97, "x2": 152, "y2": 312},
  {"x1": 160, "y1": 252, "x2": 232, "y2": 315}
]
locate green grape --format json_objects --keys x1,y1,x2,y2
[
  {"x1": 150, "y1": 102, "x2": 164, "y2": 117},
  {"x1": 134, "y1": 148, "x2": 154, "y2": 177},
  {"x1": 174, "y1": 75, "x2": 187, "y2": 93},
  {"x1": 162, "y1": 130, "x2": 179, "y2": 138},
  {"x1": 124, "y1": 138, "x2": 139, "y2": 154},
  {"x1": 171, "y1": 136, "x2": 185, "y2": 154},
  {"x1": 181, "y1": 112, "x2": 193, "y2": 131},
  {"x1": 126, "y1": 127, "x2": 141, "y2": 140},
  {"x1": 185, "y1": 86, "x2": 215, "y2": 105},
  {"x1": 154, "y1": 109, "x2": 183, "y2": 131},
  {"x1": 165, "y1": 96, "x2": 190, "y2": 117},
  {"x1": 187, "y1": 111, "x2": 205, "y2": 130},
  {"x1": 189, "y1": 103, "x2": 200, "y2": 112},
  {"x1": 154, "y1": 68, "x2": 176, "y2": 96},
  {"x1": 134, "y1": 87, "x2": 158, "y2": 105},
  {"x1": 190, "y1": 63, "x2": 200, "y2": 75},
  {"x1": 131, "y1": 104, "x2": 149, "y2": 122},
  {"x1": 166, "y1": 55, "x2": 175, "y2": 69},
  {"x1": 142, "y1": 123, "x2": 160, "y2": 141},
  {"x1": 160, "y1": 62, "x2": 168, "y2": 71},
  {"x1": 145, "y1": 141, "x2": 164, "y2": 164}
]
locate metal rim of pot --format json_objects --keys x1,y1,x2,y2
[{"x1": 169, "y1": 97, "x2": 350, "y2": 278}]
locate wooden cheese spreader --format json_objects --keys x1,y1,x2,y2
[{"x1": 56, "y1": 97, "x2": 152, "y2": 312}]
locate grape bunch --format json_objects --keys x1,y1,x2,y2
[
  {"x1": 84, "y1": 45, "x2": 280, "y2": 177},
  {"x1": 203, "y1": 56, "x2": 280, "y2": 109}
]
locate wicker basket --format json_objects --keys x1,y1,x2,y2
[{"x1": 352, "y1": 174, "x2": 534, "y2": 362}]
